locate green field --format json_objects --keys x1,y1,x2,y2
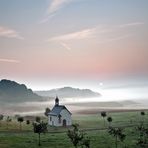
[{"x1": 0, "y1": 111, "x2": 148, "y2": 148}]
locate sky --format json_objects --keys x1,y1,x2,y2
[{"x1": 0, "y1": 0, "x2": 148, "y2": 100}]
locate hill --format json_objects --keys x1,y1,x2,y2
[
  {"x1": 35, "y1": 87, "x2": 101, "y2": 98},
  {"x1": 0, "y1": 79, "x2": 42, "y2": 103}
]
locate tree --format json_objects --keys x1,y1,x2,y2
[
  {"x1": 33, "y1": 122, "x2": 47, "y2": 146},
  {"x1": 107, "y1": 116, "x2": 113, "y2": 127},
  {"x1": 67, "y1": 124, "x2": 90, "y2": 148},
  {"x1": 17, "y1": 117, "x2": 24, "y2": 131},
  {"x1": 67, "y1": 124, "x2": 83, "y2": 148},
  {"x1": 35, "y1": 116, "x2": 41, "y2": 123},
  {"x1": 101, "y1": 111, "x2": 107, "y2": 126},
  {"x1": 108, "y1": 127, "x2": 126, "y2": 148},
  {"x1": 136, "y1": 122, "x2": 148, "y2": 148},
  {"x1": 6, "y1": 116, "x2": 12, "y2": 130},
  {"x1": 81, "y1": 135, "x2": 90, "y2": 148},
  {"x1": 140, "y1": 111, "x2": 145, "y2": 123},
  {"x1": 26, "y1": 120, "x2": 30, "y2": 125},
  {"x1": 44, "y1": 108, "x2": 50, "y2": 117},
  {"x1": 0, "y1": 114, "x2": 4, "y2": 126},
  {"x1": 141, "y1": 111, "x2": 145, "y2": 116}
]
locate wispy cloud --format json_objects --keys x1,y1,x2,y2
[
  {"x1": 60, "y1": 42, "x2": 71, "y2": 51},
  {"x1": 39, "y1": 14, "x2": 56, "y2": 24},
  {"x1": 0, "y1": 58, "x2": 20, "y2": 63},
  {"x1": 47, "y1": 0, "x2": 71, "y2": 15},
  {"x1": 0, "y1": 26, "x2": 24, "y2": 40},
  {"x1": 47, "y1": 21, "x2": 144, "y2": 47},
  {"x1": 40, "y1": 0, "x2": 72, "y2": 23},
  {"x1": 48, "y1": 28, "x2": 96, "y2": 42},
  {"x1": 97, "y1": 22, "x2": 144, "y2": 44},
  {"x1": 119, "y1": 22, "x2": 144, "y2": 28}
]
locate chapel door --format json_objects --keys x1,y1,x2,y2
[{"x1": 63, "y1": 119, "x2": 67, "y2": 127}]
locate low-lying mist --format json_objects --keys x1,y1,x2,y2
[{"x1": 0, "y1": 96, "x2": 147, "y2": 116}]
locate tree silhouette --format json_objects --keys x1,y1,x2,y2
[
  {"x1": 136, "y1": 122, "x2": 148, "y2": 147},
  {"x1": 101, "y1": 111, "x2": 107, "y2": 126},
  {"x1": 107, "y1": 116, "x2": 113, "y2": 127},
  {"x1": 33, "y1": 122, "x2": 47, "y2": 146},
  {"x1": 26, "y1": 120, "x2": 30, "y2": 125},
  {"x1": 140, "y1": 111, "x2": 145, "y2": 123},
  {"x1": 141, "y1": 111, "x2": 145, "y2": 116},
  {"x1": 0, "y1": 114, "x2": 4, "y2": 126},
  {"x1": 44, "y1": 107, "x2": 50, "y2": 117},
  {"x1": 35, "y1": 116, "x2": 41, "y2": 123},
  {"x1": 67, "y1": 124, "x2": 83, "y2": 148},
  {"x1": 17, "y1": 117, "x2": 24, "y2": 131},
  {"x1": 81, "y1": 135, "x2": 90, "y2": 148},
  {"x1": 67, "y1": 124, "x2": 90, "y2": 148},
  {"x1": 108, "y1": 127, "x2": 126, "y2": 148}
]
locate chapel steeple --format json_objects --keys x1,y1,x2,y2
[{"x1": 55, "y1": 96, "x2": 59, "y2": 106}]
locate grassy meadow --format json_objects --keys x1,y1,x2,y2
[{"x1": 0, "y1": 111, "x2": 148, "y2": 148}]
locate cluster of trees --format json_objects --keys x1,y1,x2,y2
[
  {"x1": 0, "y1": 107, "x2": 51, "y2": 146},
  {"x1": 67, "y1": 111, "x2": 147, "y2": 148},
  {"x1": 63, "y1": 111, "x2": 143, "y2": 147},
  {"x1": 67, "y1": 123, "x2": 126, "y2": 148},
  {"x1": 0, "y1": 113, "x2": 48, "y2": 146},
  {"x1": 100, "y1": 111, "x2": 148, "y2": 148},
  {"x1": 0, "y1": 114, "x2": 44, "y2": 130},
  {"x1": 0, "y1": 115, "x2": 12, "y2": 129},
  {"x1": 0, "y1": 107, "x2": 50, "y2": 130},
  {"x1": 101, "y1": 111, "x2": 147, "y2": 127}
]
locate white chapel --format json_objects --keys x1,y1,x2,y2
[{"x1": 48, "y1": 96, "x2": 72, "y2": 127}]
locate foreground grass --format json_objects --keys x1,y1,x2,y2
[
  {"x1": 0, "y1": 111, "x2": 148, "y2": 148},
  {"x1": 0, "y1": 127, "x2": 144, "y2": 148}
]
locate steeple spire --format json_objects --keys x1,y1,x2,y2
[{"x1": 55, "y1": 95, "x2": 59, "y2": 106}]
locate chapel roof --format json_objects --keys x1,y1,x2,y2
[{"x1": 48, "y1": 105, "x2": 72, "y2": 116}]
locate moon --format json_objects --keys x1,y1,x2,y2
[{"x1": 99, "y1": 82, "x2": 103, "y2": 86}]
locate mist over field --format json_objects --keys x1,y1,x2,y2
[{"x1": 0, "y1": 96, "x2": 147, "y2": 116}]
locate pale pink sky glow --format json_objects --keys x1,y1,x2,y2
[{"x1": 0, "y1": 0, "x2": 148, "y2": 96}]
